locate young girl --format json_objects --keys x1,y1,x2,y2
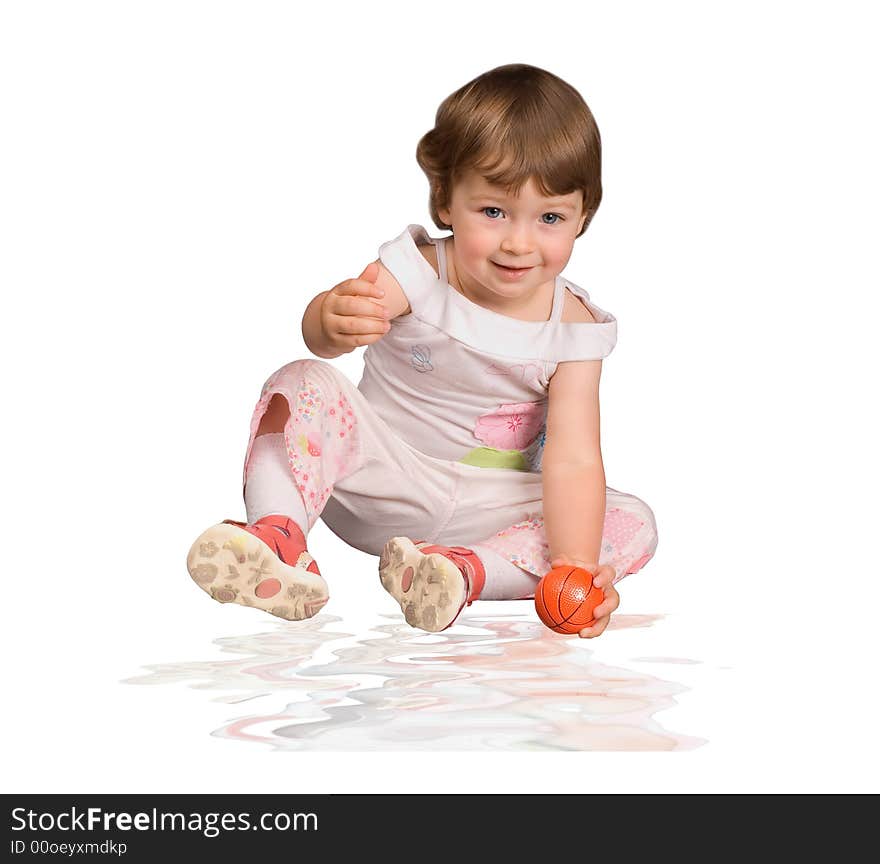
[{"x1": 186, "y1": 63, "x2": 658, "y2": 639}]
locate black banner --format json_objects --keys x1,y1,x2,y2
[{"x1": 1, "y1": 794, "x2": 862, "y2": 858}]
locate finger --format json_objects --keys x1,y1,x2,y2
[
  {"x1": 358, "y1": 261, "x2": 380, "y2": 284},
  {"x1": 332, "y1": 316, "x2": 391, "y2": 336},
  {"x1": 578, "y1": 615, "x2": 610, "y2": 639},
  {"x1": 550, "y1": 559, "x2": 574, "y2": 573},
  {"x1": 591, "y1": 588, "x2": 619, "y2": 620},
  {"x1": 352, "y1": 299, "x2": 391, "y2": 321},
  {"x1": 591, "y1": 566, "x2": 617, "y2": 589},
  {"x1": 550, "y1": 557, "x2": 590, "y2": 570},
  {"x1": 341, "y1": 296, "x2": 390, "y2": 320},
  {"x1": 344, "y1": 331, "x2": 388, "y2": 349},
  {"x1": 333, "y1": 278, "x2": 385, "y2": 300}
]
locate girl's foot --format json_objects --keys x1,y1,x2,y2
[
  {"x1": 186, "y1": 515, "x2": 328, "y2": 620},
  {"x1": 378, "y1": 537, "x2": 485, "y2": 632}
]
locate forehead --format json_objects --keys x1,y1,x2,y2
[{"x1": 456, "y1": 169, "x2": 579, "y2": 205}]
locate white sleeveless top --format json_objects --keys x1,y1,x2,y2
[{"x1": 357, "y1": 224, "x2": 618, "y2": 472}]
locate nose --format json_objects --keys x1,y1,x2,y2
[{"x1": 499, "y1": 222, "x2": 534, "y2": 257}]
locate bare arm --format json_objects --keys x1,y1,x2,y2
[
  {"x1": 541, "y1": 359, "x2": 606, "y2": 567},
  {"x1": 541, "y1": 355, "x2": 620, "y2": 638}
]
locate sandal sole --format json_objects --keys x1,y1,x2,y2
[
  {"x1": 187, "y1": 523, "x2": 328, "y2": 620},
  {"x1": 378, "y1": 537, "x2": 467, "y2": 632}
]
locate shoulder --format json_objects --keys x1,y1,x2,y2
[
  {"x1": 561, "y1": 287, "x2": 596, "y2": 323},
  {"x1": 548, "y1": 285, "x2": 604, "y2": 397},
  {"x1": 416, "y1": 242, "x2": 440, "y2": 278},
  {"x1": 372, "y1": 258, "x2": 411, "y2": 319},
  {"x1": 545, "y1": 281, "x2": 618, "y2": 363},
  {"x1": 545, "y1": 356, "x2": 603, "y2": 461},
  {"x1": 373, "y1": 241, "x2": 439, "y2": 320},
  {"x1": 547, "y1": 355, "x2": 603, "y2": 393},
  {"x1": 371, "y1": 227, "x2": 441, "y2": 320}
]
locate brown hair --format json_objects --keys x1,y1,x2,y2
[{"x1": 416, "y1": 64, "x2": 602, "y2": 238}]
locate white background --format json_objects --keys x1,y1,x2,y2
[{"x1": 2, "y1": 0, "x2": 878, "y2": 792}]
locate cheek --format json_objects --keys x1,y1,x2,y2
[
  {"x1": 457, "y1": 234, "x2": 490, "y2": 263},
  {"x1": 545, "y1": 240, "x2": 575, "y2": 268}
]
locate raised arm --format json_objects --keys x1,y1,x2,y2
[{"x1": 301, "y1": 260, "x2": 410, "y2": 359}]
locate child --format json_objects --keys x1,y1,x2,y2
[{"x1": 186, "y1": 63, "x2": 658, "y2": 638}]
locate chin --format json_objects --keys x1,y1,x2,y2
[{"x1": 491, "y1": 284, "x2": 529, "y2": 299}]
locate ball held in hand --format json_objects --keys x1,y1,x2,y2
[{"x1": 534, "y1": 565, "x2": 605, "y2": 634}]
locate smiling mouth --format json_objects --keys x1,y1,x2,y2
[{"x1": 492, "y1": 262, "x2": 532, "y2": 272}]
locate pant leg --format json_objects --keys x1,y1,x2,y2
[
  {"x1": 601, "y1": 486, "x2": 660, "y2": 582},
  {"x1": 243, "y1": 359, "x2": 459, "y2": 555},
  {"x1": 243, "y1": 359, "x2": 363, "y2": 529},
  {"x1": 438, "y1": 460, "x2": 659, "y2": 599}
]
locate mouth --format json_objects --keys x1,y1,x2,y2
[{"x1": 492, "y1": 262, "x2": 533, "y2": 274}]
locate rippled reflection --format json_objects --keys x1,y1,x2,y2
[{"x1": 123, "y1": 613, "x2": 705, "y2": 750}]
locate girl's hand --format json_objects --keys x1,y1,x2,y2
[
  {"x1": 549, "y1": 555, "x2": 619, "y2": 639},
  {"x1": 321, "y1": 261, "x2": 391, "y2": 353}
]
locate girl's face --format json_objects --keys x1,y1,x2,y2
[{"x1": 438, "y1": 168, "x2": 587, "y2": 311}]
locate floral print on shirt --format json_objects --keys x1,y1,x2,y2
[{"x1": 473, "y1": 400, "x2": 546, "y2": 451}]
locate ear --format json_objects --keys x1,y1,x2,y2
[{"x1": 436, "y1": 180, "x2": 453, "y2": 225}]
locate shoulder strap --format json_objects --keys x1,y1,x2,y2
[
  {"x1": 549, "y1": 278, "x2": 566, "y2": 323},
  {"x1": 545, "y1": 278, "x2": 618, "y2": 362},
  {"x1": 437, "y1": 237, "x2": 449, "y2": 284}
]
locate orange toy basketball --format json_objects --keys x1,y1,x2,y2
[{"x1": 534, "y1": 566, "x2": 605, "y2": 634}]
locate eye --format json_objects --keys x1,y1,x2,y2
[
  {"x1": 482, "y1": 207, "x2": 503, "y2": 219},
  {"x1": 542, "y1": 213, "x2": 564, "y2": 225}
]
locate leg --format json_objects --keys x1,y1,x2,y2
[
  {"x1": 378, "y1": 538, "x2": 486, "y2": 632},
  {"x1": 242, "y1": 359, "x2": 366, "y2": 531},
  {"x1": 601, "y1": 486, "x2": 660, "y2": 582},
  {"x1": 254, "y1": 391, "x2": 289, "y2": 435},
  {"x1": 246, "y1": 358, "x2": 461, "y2": 556},
  {"x1": 378, "y1": 488, "x2": 659, "y2": 631},
  {"x1": 187, "y1": 359, "x2": 367, "y2": 620},
  {"x1": 190, "y1": 357, "x2": 460, "y2": 620},
  {"x1": 475, "y1": 488, "x2": 659, "y2": 599},
  {"x1": 244, "y1": 391, "x2": 310, "y2": 529}
]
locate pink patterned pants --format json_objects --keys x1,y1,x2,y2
[{"x1": 243, "y1": 360, "x2": 658, "y2": 597}]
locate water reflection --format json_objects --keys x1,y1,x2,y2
[{"x1": 124, "y1": 613, "x2": 705, "y2": 750}]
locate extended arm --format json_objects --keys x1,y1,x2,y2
[
  {"x1": 541, "y1": 359, "x2": 606, "y2": 568},
  {"x1": 541, "y1": 356, "x2": 619, "y2": 637}
]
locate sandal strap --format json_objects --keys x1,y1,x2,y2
[
  {"x1": 223, "y1": 516, "x2": 317, "y2": 574},
  {"x1": 415, "y1": 542, "x2": 485, "y2": 605}
]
